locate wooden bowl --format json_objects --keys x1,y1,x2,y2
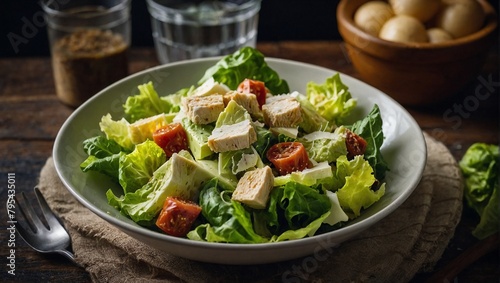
[{"x1": 337, "y1": 0, "x2": 498, "y2": 106}]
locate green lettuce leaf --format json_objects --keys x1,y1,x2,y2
[
  {"x1": 459, "y1": 143, "x2": 499, "y2": 239},
  {"x1": 118, "y1": 140, "x2": 166, "y2": 194},
  {"x1": 271, "y1": 211, "x2": 330, "y2": 242},
  {"x1": 215, "y1": 99, "x2": 252, "y2": 128},
  {"x1": 107, "y1": 150, "x2": 213, "y2": 223},
  {"x1": 80, "y1": 136, "x2": 130, "y2": 180},
  {"x1": 291, "y1": 92, "x2": 334, "y2": 133},
  {"x1": 99, "y1": 114, "x2": 135, "y2": 151},
  {"x1": 195, "y1": 159, "x2": 238, "y2": 191},
  {"x1": 83, "y1": 136, "x2": 128, "y2": 158},
  {"x1": 198, "y1": 47, "x2": 289, "y2": 95},
  {"x1": 264, "y1": 182, "x2": 331, "y2": 235},
  {"x1": 124, "y1": 82, "x2": 176, "y2": 123},
  {"x1": 350, "y1": 104, "x2": 389, "y2": 181},
  {"x1": 300, "y1": 126, "x2": 348, "y2": 163},
  {"x1": 80, "y1": 153, "x2": 122, "y2": 181},
  {"x1": 334, "y1": 155, "x2": 385, "y2": 218},
  {"x1": 252, "y1": 122, "x2": 277, "y2": 161},
  {"x1": 306, "y1": 73, "x2": 357, "y2": 126},
  {"x1": 180, "y1": 117, "x2": 214, "y2": 160},
  {"x1": 188, "y1": 178, "x2": 269, "y2": 243}
]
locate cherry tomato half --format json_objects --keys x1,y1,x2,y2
[
  {"x1": 237, "y1": 79, "x2": 267, "y2": 108},
  {"x1": 266, "y1": 142, "x2": 310, "y2": 175},
  {"x1": 153, "y1": 123, "x2": 189, "y2": 157},
  {"x1": 156, "y1": 197, "x2": 202, "y2": 237},
  {"x1": 345, "y1": 130, "x2": 368, "y2": 159}
]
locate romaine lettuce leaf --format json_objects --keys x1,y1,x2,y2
[
  {"x1": 300, "y1": 126, "x2": 348, "y2": 163},
  {"x1": 187, "y1": 178, "x2": 269, "y2": 243},
  {"x1": 99, "y1": 114, "x2": 135, "y2": 151},
  {"x1": 350, "y1": 104, "x2": 389, "y2": 181},
  {"x1": 80, "y1": 136, "x2": 130, "y2": 180},
  {"x1": 118, "y1": 140, "x2": 166, "y2": 194},
  {"x1": 198, "y1": 47, "x2": 289, "y2": 95},
  {"x1": 264, "y1": 182, "x2": 331, "y2": 235},
  {"x1": 83, "y1": 136, "x2": 128, "y2": 158},
  {"x1": 306, "y1": 73, "x2": 357, "y2": 126},
  {"x1": 291, "y1": 91, "x2": 334, "y2": 133},
  {"x1": 80, "y1": 153, "x2": 122, "y2": 181},
  {"x1": 180, "y1": 117, "x2": 214, "y2": 160},
  {"x1": 124, "y1": 82, "x2": 177, "y2": 123},
  {"x1": 215, "y1": 100, "x2": 252, "y2": 128},
  {"x1": 270, "y1": 211, "x2": 330, "y2": 242},
  {"x1": 252, "y1": 122, "x2": 277, "y2": 160},
  {"x1": 334, "y1": 155, "x2": 385, "y2": 218},
  {"x1": 195, "y1": 159, "x2": 238, "y2": 191},
  {"x1": 459, "y1": 143, "x2": 499, "y2": 239},
  {"x1": 107, "y1": 150, "x2": 213, "y2": 223}
]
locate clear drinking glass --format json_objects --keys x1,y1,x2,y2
[
  {"x1": 41, "y1": 0, "x2": 131, "y2": 107},
  {"x1": 146, "y1": 0, "x2": 261, "y2": 64}
]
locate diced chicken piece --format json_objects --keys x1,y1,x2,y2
[
  {"x1": 232, "y1": 166, "x2": 274, "y2": 209},
  {"x1": 262, "y1": 95, "x2": 302, "y2": 128},
  {"x1": 207, "y1": 120, "x2": 257, "y2": 153},
  {"x1": 182, "y1": 94, "x2": 224, "y2": 125},
  {"x1": 223, "y1": 91, "x2": 261, "y2": 116},
  {"x1": 129, "y1": 113, "x2": 169, "y2": 144}
]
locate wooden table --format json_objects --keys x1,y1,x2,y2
[{"x1": 1, "y1": 41, "x2": 498, "y2": 282}]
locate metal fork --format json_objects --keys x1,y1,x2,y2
[{"x1": 15, "y1": 187, "x2": 79, "y2": 265}]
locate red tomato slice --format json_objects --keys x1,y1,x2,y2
[
  {"x1": 153, "y1": 123, "x2": 189, "y2": 157},
  {"x1": 345, "y1": 130, "x2": 368, "y2": 159},
  {"x1": 266, "y1": 142, "x2": 310, "y2": 175},
  {"x1": 156, "y1": 197, "x2": 202, "y2": 237},
  {"x1": 237, "y1": 79, "x2": 267, "y2": 108}
]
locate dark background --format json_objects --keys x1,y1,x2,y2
[
  {"x1": 1, "y1": 0, "x2": 342, "y2": 57},
  {"x1": 1, "y1": 0, "x2": 498, "y2": 58}
]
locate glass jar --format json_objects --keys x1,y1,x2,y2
[{"x1": 42, "y1": 0, "x2": 131, "y2": 107}]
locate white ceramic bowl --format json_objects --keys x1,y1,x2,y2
[{"x1": 53, "y1": 58, "x2": 426, "y2": 265}]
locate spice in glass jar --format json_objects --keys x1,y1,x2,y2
[{"x1": 52, "y1": 28, "x2": 128, "y2": 107}]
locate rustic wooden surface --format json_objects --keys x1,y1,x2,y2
[{"x1": 0, "y1": 41, "x2": 498, "y2": 282}]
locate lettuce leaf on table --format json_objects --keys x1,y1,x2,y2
[{"x1": 459, "y1": 143, "x2": 499, "y2": 240}]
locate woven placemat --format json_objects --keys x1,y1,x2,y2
[{"x1": 37, "y1": 132, "x2": 463, "y2": 283}]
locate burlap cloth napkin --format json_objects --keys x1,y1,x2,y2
[{"x1": 37, "y1": 132, "x2": 463, "y2": 283}]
